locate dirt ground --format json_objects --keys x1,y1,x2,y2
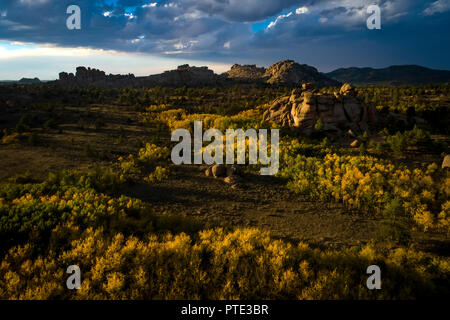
[
  {"x1": 122, "y1": 165, "x2": 449, "y2": 254},
  {"x1": 124, "y1": 165, "x2": 382, "y2": 247}
]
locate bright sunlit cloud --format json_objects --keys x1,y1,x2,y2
[
  {"x1": 0, "y1": 43, "x2": 118, "y2": 59},
  {"x1": 0, "y1": 42, "x2": 231, "y2": 80}
]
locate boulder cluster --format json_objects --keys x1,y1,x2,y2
[
  {"x1": 263, "y1": 83, "x2": 377, "y2": 136},
  {"x1": 205, "y1": 164, "x2": 242, "y2": 189}
]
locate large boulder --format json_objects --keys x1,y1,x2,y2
[{"x1": 443, "y1": 155, "x2": 450, "y2": 169}]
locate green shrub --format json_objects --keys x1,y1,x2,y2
[{"x1": 386, "y1": 132, "x2": 407, "y2": 157}]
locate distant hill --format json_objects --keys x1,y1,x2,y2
[
  {"x1": 19, "y1": 77, "x2": 41, "y2": 84},
  {"x1": 224, "y1": 60, "x2": 339, "y2": 87},
  {"x1": 326, "y1": 65, "x2": 450, "y2": 85},
  {"x1": 0, "y1": 78, "x2": 42, "y2": 85}
]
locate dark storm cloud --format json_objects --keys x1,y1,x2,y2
[
  {"x1": 320, "y1": 6, "x2": 348, "y2": 17},
  {"x1": 0, "y1": 0, "x2": 449, "y2": 70},
  {"x1": 184, "y1": 0, "x2": 307, "y2": 22}
]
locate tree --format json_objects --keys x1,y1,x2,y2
[
  {"x1": 314, "y1": 118, "x2": 324, "y2": 131},
  {"x1": 378, "y1": 197, "x2": 412, "y2": 246}
]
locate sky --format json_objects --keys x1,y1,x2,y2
[{"x1": 0, "y1": 0, "x2": 449, "y2": 80}]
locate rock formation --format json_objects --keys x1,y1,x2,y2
[
  {"x1": 224, "y1": 64, "x2": 266, "y2": 82},
  {"x1": 263, "y1": 83, "x2": 377, "y2": 135},
  {"x1": 59, "y1": 67, "x2": 136, "y2": 87}
]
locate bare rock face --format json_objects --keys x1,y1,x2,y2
[{"x1": 263, "y1": 83, "x2": 377, "y2": 135}]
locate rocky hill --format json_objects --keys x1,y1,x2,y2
[
  {"x1": 326, "y1": 65, "x2": 450, "y2": 85},
  {"x1": 263, "y1": 60, "x2": 339, "y2": 86},
  {"x1": 224, "y1": 64, "x2": 266, "y2": 82}
]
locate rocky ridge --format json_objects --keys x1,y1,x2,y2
[
  {"x1": 224, "y1": 60, "x2": 340, "y2": 86},
  {"x1": 58, "y1": 65, "x2": 220, "y2": 88},
  {"x1": 57, "y1": 60, "x2": 340, "y2": 88}
]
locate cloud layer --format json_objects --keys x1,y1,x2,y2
[{"x1": 0, "y1": 0, "x2": 449, "y2": 71}]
